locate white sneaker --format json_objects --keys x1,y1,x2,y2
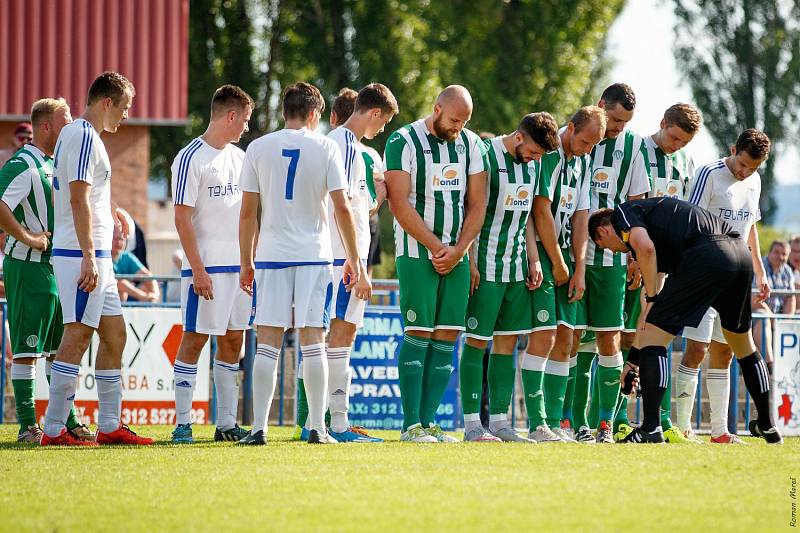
[
  {"x1": 400, "y1": 423, "x2": 438, "y2": 443},
  {"x1": 552, "y1": 427, "x2": 576, "y2": 442},
  {"x1": 425, "y1": 424, "x2": 459, "y2": 443},
  {"x1": 464, "y1": 426, "x2": 502, "y2": 442},
  {"x1": 491, "y1": 426, "x2": 536, "y2": 443},
  {"x1": 528, "y1": 424, "x2": 562, "y2": 443}
]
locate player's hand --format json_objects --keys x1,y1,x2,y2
[
  {"x1": 353, "y1": 264, "x2": 372, "y2": 300},
  {"x1": 552, "y1": 259, "x2": 570, "y2": 286},
  {"x1": 469, "y1": 260, "x2": 480, "y2": 295},
  {"x1": 342, "y1": 258, "x2": 360, "y2": 291},
  {"x1": 78, "y1": 256, "x2": 99, "y2": 293},
  {"x1": 525, "y1": 258, "x2": 543, "y2": 290},
  {"x1": 568, "y1": 271, "x2": 586, "y2": 303},
  {"x1": 24, "y1": 230, "x2": 51, "y2": 251},
  {"x1": 754, "y1": 272, "x2": 770, "y2": 304},
  {"x1": 239, "y1": 263, "x2": 255, "y2": 296},
  {"x1": 627, "y1": 258, "x2": 642, "y2": 290},
  {"x1": 432, "y1": 245, "x2": 463, "y2": 275},
  {"x1": 193, "y1": 267, "x2": 214, "y2": 300},
  {"x1": 113, "y1": 207, "x2": 130, "y2": 239}
]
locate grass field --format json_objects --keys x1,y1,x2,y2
[{"x1": 0, "y1": 424, "x2": 797, "y2": 532}]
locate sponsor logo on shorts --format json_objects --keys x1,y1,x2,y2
[
  {"x1": 504, "y1": 185, "x2": 532, "y2": 211},
  {"x1": 467, "y1": 317, "x2": 479, "y2": 330},
  {"x1": 623, "y1": 312, "x2": 628, "y2": 321},
  {"x1": 537, "y1": 310, "x2": 549, "y2": 322},
  {"x1": 403, "y1": 360, "x2": 423, "y2": 367},
  {"x1": 25, "y1": 335, "x2": 38, "y2": 348},
  {"x1": 406, "y1": 310, "x2": 417, "y2": 322}
]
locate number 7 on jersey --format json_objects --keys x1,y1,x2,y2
[{"x1": 282, "y1": 148, "x2": 300, "y2": 199}]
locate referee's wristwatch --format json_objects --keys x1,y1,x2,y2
[{"x1": 644, "y1": 293, "x2": 658, "y2": 303}]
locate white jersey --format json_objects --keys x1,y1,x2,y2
[
  {"x1": 171, "y1": 138, "x2": 244, "y2": 269},
  {"x1": 52, "y1": 118, "x2": 114, "y2": 253},
  {"x1": 327, "y1": 127, "x2": 371, "y2": 260},
  {"x1": 687, "y1": 158, "x2": 761, "y2": 239},
  {"x1": 642, "y1": 135, "x2": 695, "y2": 200},
  {"x1": 240, "y1": 127, "x2": 347, "y2": 264}
]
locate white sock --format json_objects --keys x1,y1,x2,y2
[
  {"x1": 173, "y1": 361, "x2": 198, "y2": 426},
  {"x1": 488, "y1": 413, "x2": 510, "y2": 433},
  {"x1": 252, "y1": 344, "x2": 280, "y2": 433},
  {"x1": 545, "y1": 359, "x2": 570, "y2": 377},
  {"x1": 11, "y1": 362, "x2": 36, "y2": 380},
  {"x1": 675, "y1": 364, "x2": 699, "y2": 431},
  {"x1": 43, "y1": 361, "x2": 79, "y2": 437},
  {"x1": 95, "y1": 369, "x2": 122, "y2": 434},
  {"x1": 302, "y1": 343, "x2": 328, "y2": 433},
  {"x1": 214, "y1": 360, "x2": 240, "y2": 431},
  {"x1": 327, "y1": 346, "x2": 351, "y2": 433},
  {"x1": 521, "y1": 353, "x2": 548, "y2": 372},
  {"x1": 707, "y1": 368, "x2": 730, "y2": 438}
]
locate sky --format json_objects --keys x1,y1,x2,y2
[{"x1": 607, "y1": 0, "x2": 799, "y2": 185}]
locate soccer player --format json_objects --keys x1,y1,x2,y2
[
  {"x1": 384, "y1": 85, "x2": 488, "y2": 443},
  {"x1": 614, "y1": 103, "x2": 702, "y2": 443},
  {"x1": 170, "y1": 85, "x2": 254, "y2": 444},
  {"x1": 238, "y1": 82, "x2": 365, "y2": 445},
  {"x1": 676, "y1": 129, "x2": 771, "y2": 444},
  {"x1": 589, "y1": 197, "x2": 782, "y2": 444},
  {"x1": 570, "y1": 84, "x2": 651, "y2": 444},
  {"x1": 523, "y1": 106, "x2": 605, "y2": 442},
  {"x1": 0, "y1": 98, "x2": 91, "y2": 442},
  {"x1": 460, "y1": 112, "x2": 559, "y2": 442},
  {"x1": 42, "y1": 71, "x2": 152, "y2": 446}
]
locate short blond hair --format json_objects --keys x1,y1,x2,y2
[
  {"x1": 571, "y1": 105, "x2": 607, "y2": 135},
  {"x1": 31, "y1": 97, "x2": 70, "y2": 126},
  {"x1": 664, "y1": 103, "x2": 702, "y2": 134}
]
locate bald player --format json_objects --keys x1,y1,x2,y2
[{"x1": 384, "y1": 85, "x2": 489, "y2": 443}]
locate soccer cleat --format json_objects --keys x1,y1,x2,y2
[
  {"x1": 574, "y1": 426, "x2": 596, "y2": 444},
  {"x1": 96, "y1": 425, "x2": 154, "y2": 445},
  {"x1": 464, "y1": 426, "x2": 502, "y2": 442},
  {"x1": 425, "y1": 424, "x2": 459, "y2": 443},
  {"x1": 17, "y1": 425, "x2": 44, "y2": 444},
  {"x1": 237, "y1": 430, "x2": 266, "y2": 445},
  {"x1": 528, "y1": 424, "x2": 562, "y2": 443},
  {"x1": 618, "y1": 426, "x2": 665, "y2": 444},
  {"x1": 559, "y1": 420, "x2": 575, "y2": 441},
  {"x1": 595, "y1": 421, "x2": 614, "y2": 444},
  {"x1": 682, "y1": 427, "x2": 704, "y2": 444},
  {"x1": 350, "y1": 426, "x2": 383, "y2": 442},
  {"x1": 748, "y1": 420, "x2": 784, "y2": 445},
  {"x1": 710, "y1": 433, "x2": 746, "y2": 444},
  {"x1": 171, "y1": 424, "x2": 194, "y2": 444},
  {"x1": 613, "y1": 423, "x2": 634, "y2": 442},
  {"x1": 400, "y1": 423, "x2": 438, "y2": 443},
  {"x1": 330, "y1": 427, "x2": 383, "y2": 443},
  {"x1": 552, "y1": 427, "x2": 576, "y2": 442},
  {"x1": 491, "y1": 426, "x2": 536, "y2": 443},
  {"x1": 663, "y1": 426, "x2": 692, "y2": 444},
  {"x1": 68, "y1": 424, "x2": 96, "y2": 442},
  {"x1": 214, "y1": 425, "x2": 250, "y2": 442},
  {"x1": 300, "y1": 427, "x2": 311, "y2": 442},
  {"x1": 307, "y1": 429, "x2": 338, "y2": 444},
  {"x1": 291, "y1": 425, "x2": 303, "y2": 441},
  {"x1": 41, "y1": 428, "x2": 99, "y2": 447}
]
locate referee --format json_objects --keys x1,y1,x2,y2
[{"x1": 588, "y1": 197, "x2": 782, "y2": 444}]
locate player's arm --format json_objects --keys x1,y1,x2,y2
[
  {"x1": 238, "y1": 191, "x2": 259, "y2": 296},
  {"x1": 748, "y1": 224, "x2": 769, "y2": 304},
  {"x1": 533, "y1": 197, "x2": 568, "y2": 285},
  {"x1": 69, "y1": 181, "x2": 98, "y2": 292},
  {"x1": 118, "y1": 266, "x2": 160, "y2": 303},
  {"x1": 569, "y1": 209, "x2": 588, "y2": 303},
  {"x1": 434, "y1": 168, "x2": 487, "y2": 275},
  {"x1": 628, "y1": 227, "x2": 658, "y2": 299},
  {"x1": 330, "y1": 189, "x2": 369, "y2": 298},
  {"x1": 0, "y1": 170, "x2": 49, "y2": 251},
  {"x1": 525, "y1": 213, "x2": 543, "y2": 290},
  {"x1": 174, "y1": 205, "x2": 213, "y2": 300},
  {"x1": 468, "y1": 239, "x2": 480, "y2": 295}
]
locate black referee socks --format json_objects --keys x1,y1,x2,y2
[
  {"x1": 737, "y1": 351, "x2": 775, "y2": 430},
  {"x1": 638, "y1": 345, "x2": 669, "y2": 433}
]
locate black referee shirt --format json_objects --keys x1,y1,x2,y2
[{"x1": 611, "y1": 197, "x2": 739, "y2": 275}]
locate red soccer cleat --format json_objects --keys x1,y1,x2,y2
[
  {"x1": 710, "y1": 433, "x2": 747, "y2": 445},
  {"x1": 41, "y1": 428, "x2": 99, "y2": 447},
  {"x1": 96, "y1": 424, "x2": 154, "y2": 445}
]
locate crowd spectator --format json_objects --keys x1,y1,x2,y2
[
  {"x1": 0, "y1": 123, "x2": 32, "y2": 165},
  {"x1": 112, "y1": 226, "x2": 160, "y2": 302},
  {"x1": 752, "y1": 240, "x2": 796, "y2": 371},
  {"x1": 165, "y1": 248, "x2": 184, "y2": 303},
  {"x1": 789, "y1": 235, "x2": 800, "y2": 312}
]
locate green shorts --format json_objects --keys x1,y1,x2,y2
[
  {"x1": 531, "y1": 244, "x2": 576, "y2": 331},
  {"x1": 396, "y1": 256, "x2": 470, "y2": 332},
  {"x1": 584, "y1": 265, "x2": 626, "y2": 331},
  {"x1": 465, "y1": 279, "x2": 532, "y2": 340},
  {"x1": 623, "y1": 286, "x2": 643, "y2": 333},
  {"x1": 3, "y1": 256, "x2": 63, "y2": 358}
]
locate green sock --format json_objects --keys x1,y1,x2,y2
[
  {"x1": 46, "y1": 369, "x2": 81, "y2": 430},
  {"x1": 459, "y1": 344, "x2": 485, "y2": 417},
  {"x1": 543, "y1": 360, "x2": 569, "y2": 428},
  {"x1": 488, "y1": 354, "x2": 515, "y2": 416},
  {"x1": 572, "y1": 351, "x2": 595, "y2": 429},
  {"x1": 613, "y1": 349, "x2": 630, "y2": 432},
  {"x1": 420, "y1": 340, "x2": 455, "y2": 428},
  {"x1": 296, "y1": 377, "x2": 308, "y2": 427},
  {"x1": 12, "y1": 377, "x2": 36, "y2": 431},
  {"x1": 588, "y1": 363, "x2": 600, "y2": 429},
  {"x1": 596, "y1": 354, "x2": 623, "y2": 424},
  {"x1": 660, "y1": 369, "x2": 673, "y2": 430},
  {"x1": 398, "y1": 334, "x2": 430, "y2": 431},
  {"x1": 562, "y1": 357, "x2": 576, "y2": 425},
  {"x1": 521, "y1": 353, "x2": 547, "y2": 429}
]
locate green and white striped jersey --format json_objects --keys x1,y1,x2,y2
[
  {"x1": 535, "y1": 142, "x2": 591, "y2": 250},
  {"x1": 0, "y1": 144, "x2": 54, "y2": 263},
  {"x1": 384, "y1": 119, "x2": 488, "y2": 259},
  {"x1": 477, "y1": 137, "x2": 535, "y2": 282},
  {"x1": 586, "y1": 130, "x2": 651, "y2": 267},
  {"x1": 643, "y1": 135, "x2": 695, "y2": 199}
]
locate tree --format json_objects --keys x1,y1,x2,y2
[{"x1": 673, "y1": 0, "x2": 800, "y2": 222}]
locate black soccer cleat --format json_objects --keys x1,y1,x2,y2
[
  {"x1": 215, "y1": 424, "x2": 251, "y2": 442},
  {"x1": 307, "y1": 429, "x2": 338, "y2": 444},
  {"x1": 748, "y1": 421, "x2": 783, "y2": 445},
  {"x1": 617, "y1": 426, "x2": 665, "y2": 444},
  {"x1": 236, "y1": 430, "x2": 266, "y2": 445}
]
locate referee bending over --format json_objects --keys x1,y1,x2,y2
[{"x1": 589, "y1": 197, "x2": 781, "y2": 444}]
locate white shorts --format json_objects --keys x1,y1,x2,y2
[
  {"x1": 53, "y1": 253, "x2": 122, "y2": 329},
  {"x1": 683, "y1": 307, "x2": 726, "y2": 344},
  {"x1": 330, "y1": 264, "x2": 367, "y2": 327},
  {"x1": 254, "y1": 264, "x2": 333, "y2": 329},
  {"x1": 181, "y1": 270, "x2": 254, "y2": 335}
]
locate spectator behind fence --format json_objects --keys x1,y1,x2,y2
[
  {"x1": 165, "y1": 248, "x2": 184, "y2": 303},
  {"x1": 0, "y1": 123, "x2": 33, "y2": 165},
  {"x1": 112, "y1": 226, "x2": 160, "y2": 302},
  {"x1": 752, "y1": 240, "x2": 796, "y2": 371},
  {"x1": 789, "y1": 235, "x2": 800, "y2": 312}
]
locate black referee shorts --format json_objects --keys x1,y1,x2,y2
[{"x1": 646, "y1": 236, "x2": 753, "y2": 336}]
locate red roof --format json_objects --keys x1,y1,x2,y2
[{"x1": 0, "y1": 0, "x2": 189, "y2": 125}]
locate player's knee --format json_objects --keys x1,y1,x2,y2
[
  {"x1": 682, "y1": 341, "x2": 707, "y2": 368},
  {"x1": 620, "y1": 333, "x2": 635, "y2": 352},
  {"x1": 527, "y1": 331, "x2": 555, "y2": 355},
  {"x1": 595, "y1": 330, "x2": 620, "y2": 355},
  {"x1": 465, "y1": 337, "x2": 489, "y2": 351}
]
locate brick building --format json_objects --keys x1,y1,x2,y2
[{"x1": 0, "y1": 0, "x2": 189, "y2": 230}]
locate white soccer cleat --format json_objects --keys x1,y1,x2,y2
[
  {"x1": 463, "y1": 426, "x2": 502, "y2": 442},
  {"x1": 528, "y1": 424, "x2": 562, "y2": 443},
  {"x1": 491, "y1": 426, "x2": 536, "y2": 443},
  {"x1": 400, "y1": 423, "x2": 438, "y2": 443},
  {"x1": 425, "y1": 424, "x2": 459, "y2": 443},
  {"x1": 552, "y1": 427, "x2": 576, "y2": 442}
]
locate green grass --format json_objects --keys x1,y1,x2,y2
[{"x1": 0, "y1": 424, "x2": 797, "y2": 532}]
